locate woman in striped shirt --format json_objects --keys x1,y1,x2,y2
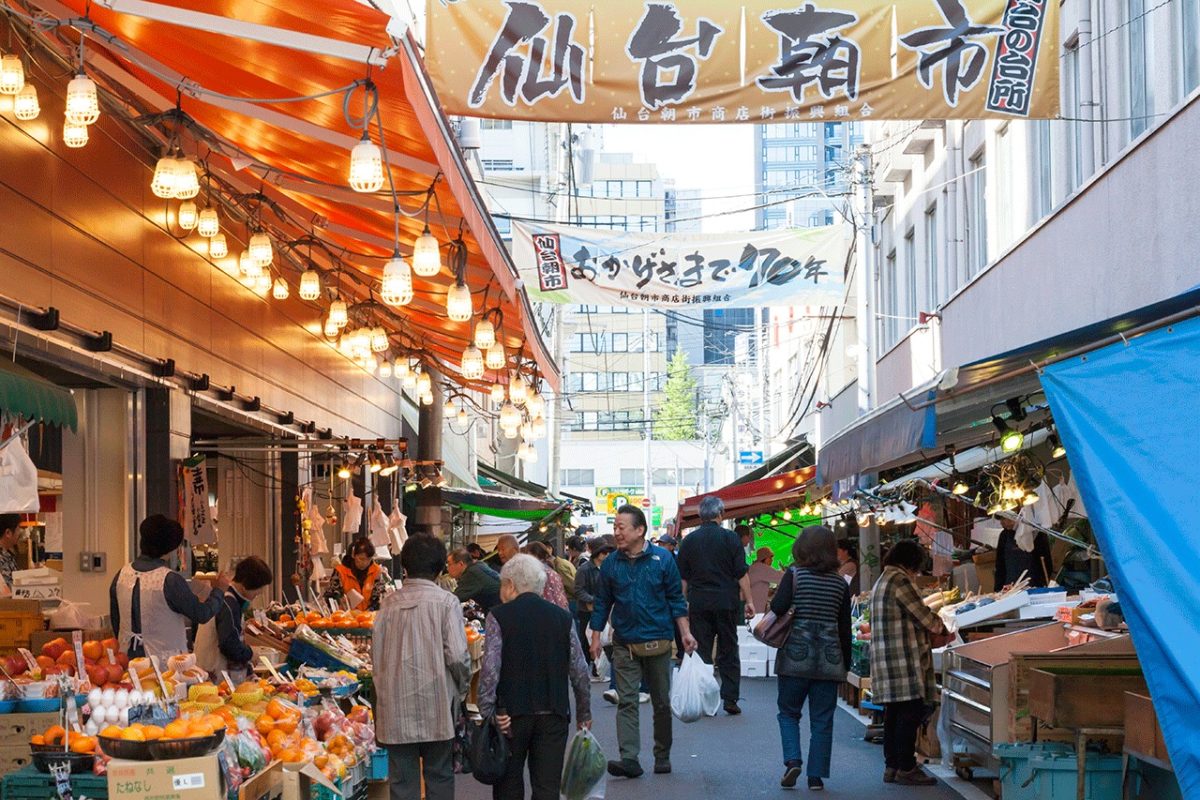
[{"x1": 770, "y1": 526, "x2": 852, "y2": 791}]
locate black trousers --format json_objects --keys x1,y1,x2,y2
[
  {"x1": 689, "y1": 607, "x2": 741, "y2": 704},
  {"x1": 493, "y1": 714, "x2": 569, "y2": 800},
  {"x1": 882, "y1": 699, "x2": 926, "y2": 772},
  {"x1": 575, "y1": 609, "x2": 594, "y2": 666}
]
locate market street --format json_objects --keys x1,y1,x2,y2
[{"x1": 456, "y1": 678, "x2": 963, "y2": 800}]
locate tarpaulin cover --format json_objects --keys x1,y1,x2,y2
[
  {"x1": 1040, "y1": 314, "x2": 1200, "y2": 798},
  {"x1": 0, "y1": 360, "x2": 77, "y2": 431},
  {"x1": 816, "y1": 385, "x2": 937, "y2": 487}
]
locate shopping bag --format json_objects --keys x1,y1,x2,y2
[
  {"x1": 670, "y1": 652, "x2": 720, "y2": 723},
  {"x1": 469, "y1": 715, "x2": 509, "y2": 786},
  {"x1": 561, "y1": 728, "x2": 606, "y2": 800},
  {"x1": 593, "y1": 651, "x2": 610, "y2": 683},
  {"x1": 0, "y1": 437, "x2": 38, "y2": 513}
]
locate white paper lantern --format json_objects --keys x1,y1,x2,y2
[
  {"x1": 150, "y1": 156, "x2": 180, "y2": 199},
  {"x1": 474, "y1": 319, "x2": 495, "y2": 350},
  {"x1": 272, "y1": 278, "x2": 289, "y2": 300},
  {"x1": 299, "y1": 269, "x2": 321, "y2": 300},
  {"x1": 63, "y1": 121, "x2": 88, "y2": 148},
  {"x1": 197, "y1": 207, "x2": 219, "y2": 238},
  {"x1": 348, "y1": 137, "x2": 384, "y2": 193},
  {"x1": 371, "y1": 327, "x2": 390, "y2": 353},
  {"x1": 412, "y1": 227, "x2": 441, "y2": 277},
  {"x1": 239, "y1": 250, "x2": 262, "y2": 278},
  {"x1": 173, "y1": 159, "x2": 200, "y2": 199},
  {"x1": 461, "y1": 345, "x2": 484, "y2": 380},
  {"x1": 208, "y1": 233, "x2": 228, "y2": 259},
  {"x1": 13, "y1": 84, "x2": 39, "y2": 120},
  {"x1": 65, "y1": 74, "x2": 100, "y2": 125},
  {"x1": 177, "y1": 200, "x2": 198, "y2": 231},
  {"x1": 329, "y1": 299, "x2": 349, "y2": 328},
  {"x1": 446, "y1": 280, "x2": 472, "y2": 322},
  {"x1": 485, "y1": 342, "x2": 506, "y2": 371},
  {"x1": 248, "y1": 232, "x2": 273, "y2": 266},
  {"x1": 490, "y1": 382, "x2": 506, "y2": 405},
  {"x1": 380, "y1": 255, "x2": 413, "y2": 306},
  {"x1": 0, "y1": 54, "x2": 24, "y2": 95}
]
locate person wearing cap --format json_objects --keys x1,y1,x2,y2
[
  {"x1": 747, "y1": 547, "x2": 783, "y2": 614},
  {"x1": 575, "y1": 536, "x2": 615, "y2": 675},
  {"x1": 110, "y1": 514, "x2": 231, "y2": 660},
  {"x1": 655, "y1": 535, "x2": 678, "y2": 557}
]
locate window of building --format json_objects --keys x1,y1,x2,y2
[
  {"x1": 639, "y1": 216, "x2": 658, "y2": 231},
  {"x1": 1064, "y1": 40, "x2": 1085, "y2": 192},
  {"x1": 582, "y1": 372, "x2": 598, "y2": 391},
  {"x1": 618, "y1": 468, "x2": 644, "y2": 487},
  {"x1": 994, "y1": 125, "x2": 1016, "y2": 248},
  {"x1": 567, "y1": 373, "x2": 582, "y2": 392},
  {"x1": 651, "y1": 468, "x2": 676, "y2": 485},
  {"x1": 1184, "y1": 0, "x2": 1200, "y2": 95},
  {"x1": 1032, "y1": 121, "x2": 1054, "y2": 221},
  {"x1": 904, "y1": 228, "x2": 917, "y2": 330},
  {"x1": 1128, "y1": 0, "x2": 1156, "y2": 138},
  {"x1": 881, "y1": 249, "x2": 898, "y2": 348},
  {"x1": 680, "y1": 468, "x2": 705, "y2": 485},
  {"x1": 613, "y1": 372, "x2": 629, "y2": 391},
  {"x1": 611, "y1": 332, "x2": 628, "y2": 352},
  {"x1": 924, "y1": 204, "x2": 939, "y2": 309},
  {"x1": 967, "y1": 151, "x2": 988, "y2": 278},
  {"x1": 561, "y1": 469, "x2": 594, "y2": 486},
  {"x1": 636, "y1": 180, "x2": 653, "y2": 197},
  {"x1": 582, "y1": 411, "x2": 598, "y2": 430},
  {"x1": 571, "y1": 333, "x2": 597, "y2": 353},
  {"x1": 481, "y1": 159, "x2": 517, "y2": 172},
  {"x1": 493, "y1": 216, "x2": 512, "y2": 239},
  {"x1": 481, "y1": 119, "x2": 513, "y2": 130}
]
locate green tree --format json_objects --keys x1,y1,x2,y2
[{"x1": 654, "y1": 349, "x2": 699, "y2": 440}]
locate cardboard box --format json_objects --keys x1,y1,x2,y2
[
  {"x1": 239, "y1": 761, "x2": 283, "y2": 800},
  {"x1": 281, "y1": 763, "x2": 341, "y2": 800},
  {"x1": 108, "y1": 756, "x2": 225, "y2": 800},
  {"x1": 0, "y1": 711, "x2": 58, "y2": 739}
]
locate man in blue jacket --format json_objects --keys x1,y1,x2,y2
[{"x1": 590, "y1": 505, "x2": 697, "y2": 779}]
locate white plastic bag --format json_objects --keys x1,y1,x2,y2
[
  {"x1": 560, "y1": 728, "x2": 606, "y2": 800},
  {"x1": 594, "y1": 651, "x2": 610, "y2": 683},
  {"x1": 0, "y1": 437, "x2": 38, "y2": 513},
  {"x1": 670, "y1": 652, "x2": 720, "y2": 723}
]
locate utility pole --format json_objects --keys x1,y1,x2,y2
[
  {"x1": 642, "y1": 309, "x2": 652, "y2": 502},
  {"x1": 854, "y1": 143, "x2": 878, "y2": 415},
  {"x1": 549, "y1": 306, "x2": 565, "y2": 498},
  {"x1": 756, "y1": 306, "x2": 768, "y2": 454}
]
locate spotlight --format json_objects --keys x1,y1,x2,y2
[
  {"x1": 1022, "y1": 492, "x2": 1039, "y2": 506},
  {"x1": 337, "y1": 459, "x2": 352, "y2": 480},
  {"x1": 993, "y1": 416, "x2": 1024, "y2": 453},
  {"x1": 369, "y1": 452, "x2": 383, "y2": 473},
  {"x1": 380, "y1": 454, "x2": 398, "y2": 477},
  {"x1": 951, "y1": 475, "x2": 970, "y2": 496},
  {"x1": 1049, "y1": 433, "x2": 1066, "y2": 459}
]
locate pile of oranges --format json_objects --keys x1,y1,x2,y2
[
  {"x1": 257, "y1": 698, "x2": 317, "y2": 765},
  {"x1": 30, "y1": 725, "x2": 97, "y2": 754},
  {"x1": 277, "y1": 610, "x2": 374, "y2": 630},
  {"x1": 97, "y1": 714, "x2": 225, "y2": 742}
]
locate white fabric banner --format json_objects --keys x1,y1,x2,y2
[
  {"x1": 181, "y1": 457, "x2": 216, "y2": 547},
  {"x1": 513, "y1": 222, "x2": 849, "y2": 308}
]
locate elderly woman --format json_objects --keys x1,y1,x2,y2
[
  {"x1": 478, "y1": 554, "x2": 592, "y2": 800},
  {"x1": 868, "y1": 540, "x2": 948, "y2": 787},
  {"x1": 521, "y1": 541, "x2": 570, "y2": 609}
]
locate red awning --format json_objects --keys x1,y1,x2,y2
[{"x1": 676, "y1": 466, "x2": 816, "y2": 532}]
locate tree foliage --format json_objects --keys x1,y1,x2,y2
[{"x1": 654, "y1": 349, "x2": 699, "y2": 440}]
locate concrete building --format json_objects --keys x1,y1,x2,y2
[{"x1": 755, "y1": 121, "x2": 862, "y2": 230}]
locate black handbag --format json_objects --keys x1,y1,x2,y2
[
  {"x1": 469, "y1": 715, "x2": 509, "y2": 786},
  {"x1": 452, "y1": 703, "x2": 473, "y2": 775}
]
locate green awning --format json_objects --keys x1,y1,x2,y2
[
  {"x1": 442, "y1": 486, "x2": 564, "y2": 520},
  {"x1": 0, "y1": 361, "x2": 78, "y2": 431}
]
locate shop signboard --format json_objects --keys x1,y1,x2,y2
[
  {"x1": 513, "y1": 222, "x2": 848, "y2": 309},
  {"x1": 180, "y1": 456, "x2": 216, "y2": 547},
  {"x1": 598, "y1": 487, "x2": 645, "y2": 515},
  {"x1": 427, "y1": 0, "x2": 1060, "y2": 123}
]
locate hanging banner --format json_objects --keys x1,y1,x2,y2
[
  {"x1": 513, "y1": 221, "x2": 849, "y2": 307},
  {"x1": 180, "y1": 456, "x2": 216, "y2": 547},
  {"x1": 426, "y1": 0, "x2": 1059, "y2": 123}
]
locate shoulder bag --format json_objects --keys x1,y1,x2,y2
[
  {"x1": 469, "y1": 714, "x2": 509, "y2": 786},
  {"x1": 752, "y1": 567, "x2": 796, "y2": 649}
]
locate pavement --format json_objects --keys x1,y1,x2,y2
[{"x1": 454, "y1": 677, "x2": 967, "y2": 800}]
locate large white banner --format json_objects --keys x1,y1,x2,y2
[{"x1": 513, "y1": 222, "x2": 849, "y2": 308}]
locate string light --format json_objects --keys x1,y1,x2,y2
[
  {"x1": 197, "y1": 207, "x2": 219, "y2": 237},
  {"x1": 0, "y1": 54, "x2": 24, "y2": 95},
  {"x1": 254, "y1": 273, "x2": 272, "y2": 295},
  {"x1": 299, "y1": 269, "x2": 321, "y2": 301},
  {"x1": 248, "y1": 231, "x2": 273, "y2": 267},
  {"x1": 420, "y1": 391, "x2": 433, "y2": 406},
  {"x1": 446, "y1": 280, "x2": 472, "y2": 322},
  {"x1": 526, "y1": 391, "x2": 545, "y2": 419},
  {"x1": 499, "y1": 401, "x2": 520, "y2": 431},
  {"x1": 443, "y1": 397, "x2": 458, "y2": 418},
  {"x1": 348, "y1": 135, "x2": 384, "y2": 193},
  {"x1": 1049, "y1": 433, "x2": 1066, "y2": 459},
  {"x1": 401, "y1": 369, "x2": 418, "y2": 393},
  {"x1": 239, "y1": 250, "x2": 262, "y2": 278},
  {"x1": 13, "y1": 84, "x2": 38, "y2": 120},
  {"x1": 412, "y1": 226, "x2": 441, "y2": 277},
  {"x1": 272, "y1": 278, "x2": 289, "y2": 300},
  {"x1": 378, "y1": 359, "x2": 393, "y2": 379},
  {"x1": 457, "y1": 407, "x2": 469, "y2": 427},
  {"x1": 65, "y1": 74, "x2": 99, "y2": 125},
  {"x1": 490, "y1": 383, "x2": 506, "y2": 404},
  {"x1": 485, "y1": 342, "x2": 506, "y2": 371},
  {"x1": 151, "y1": 156, "x2": 180, "y2": 199},
  {"x1": 531, "y1": 417, "x2": 546, "y2": 439},
  {"x1": 395, "y1": 359, "x2": 412, "y2": 383},
  {"x1": 208, "y1": 233, "x2": 227, "y2": 259},
  {"x1": 417, "y1": 371, "x2": 432, "y2": 397},
  {"x1": 380, "y1": 253, "x2": 413, "y2": 306},
  {"x1": 177, "y1": 200, "x2": 198, "y2": 231},
  {"x1": 474, "y1": 318, "x2": 496, "y2": 350},
  {"x1": 337, "y1": 460, "x2": 352, "y2": 480},
  {"x1": 518, "y1": 441, "x2": 538, "y2": 463},
  {"x1": 509, "y1": 372, "x2": 528, "y2": 407},
  {"x1": 370, "y1": 327, "x2": 390, "y2": 353},
  {"x1": 462, "y1": 345, "x2": 484, "y2": 380},
  {"x1": 328, "y1": 299, "x2": 349, "y2": 328},
  {"x1": 173, "y1": 159, "x2": 200, "y2": 199}
]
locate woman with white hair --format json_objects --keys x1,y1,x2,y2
[{"x1": 478, "y1": 554, "x2": 592, "y2": 800}]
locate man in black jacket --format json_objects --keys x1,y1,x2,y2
[
  {"x1": 676, "y1": 497, "x2": 755, "y2": 715},
  {"x1": 574, "y1": 536, "x2": 615, "y2": 675},
  {"x1": 447, "y1": 548, "x2": 502, "y2": 611},
  {"x1": 197, "y1": 556, "x2": 273, "y2": 680}
]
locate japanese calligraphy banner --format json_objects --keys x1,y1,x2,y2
[
  {"x1": 426, "y1": 0, "x2": 1059, "y2": 123},
  {"x1": 181, "y1": 455, "x2": 216, "y2": 547},
  {"x1": 512, "y1": 221, "x2": 849, "y2": 308}
]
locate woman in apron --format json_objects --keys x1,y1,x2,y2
[
  {"x1": 108, "y1": 515, "x2": 229, "y2": 660},
  {"x1": 195, "y1": 556, "x2": 273, "y2": 682},
  {"x1": 324, "y1": 537, "x2": 392, "y2": 611}
]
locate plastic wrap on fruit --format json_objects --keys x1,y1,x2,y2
[
  {"x1": 234, "y1": 731, "x2": 269, "y2": 772},
  {"x1": 349, "y1": 720, "x2": 374, "y2": 748}
]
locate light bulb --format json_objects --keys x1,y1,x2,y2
[
  {"x1": 378, "y1": 359, "x2": 393, "y2": 379},
  {"x1": 348, "y1": 136, "x2": 384, "y2": 193},
  {"x1": 490, "y1": 383, "x2": 506, "y2": 404},
  {"x1": 420, "y1": 392, "x2": 433, "y2": 406},
  {"x1": 380, "y1": 254, "x2": 413, "y2": 306},
  {"x1": 0, "y1": 54, "x2": 24, "y2": 95},
  {"x1": 249, "y1": 231, "x2": 272, "y2": 266},
  {"x1": 173, "y1": 159, "x2": 200, "y2": 199},
  {"x1": 239, "y1": 250, "x2": 263, "y2": 278},
  {"x1": 151, "y1": 156, "x2": 179, "y2": 199},
  {"x1": 412, "y1": 227, "x2": 441, "y2": 277},
  {"x1": 13, "y1": 84, "x2": 38, "y2": 120},
  {"x1": 532, "y1": 418, "x2": 546, "y2": 439},
  {"x1": 526, "y1": 391, "x2": 545, "y2": 419},
  {"x1": 509, "y1": 372, "x2": 528, "y2": 406},
  {"x1": 499, "y1": 401, "x2": 521, "y2": 431},
  {"x1": 299, "y1": 269, "x2": 321, "y2": 300},
  {"x1": 395, "y1": 359, "x2": 412, "y2": 382},
  {"x1": 462, "y1": 345, "x2": 484, "y2": 380},
  {"x1": 474, "y1": 319, "x2": 495, "y2": 350},
  {"x1": 208, "y1": 233, "x2": 228, "y2": 259},
  {"x1": 63, "y1": 120, "x2": 88, "y2": 148},
  {"x1": 521, "y1": 422, "x2": 533, "y2": 441},
  {"x1": 65, "y1": 74, "x2": 100, "y2": 125},
  {"x1": 1022, "y1": 492, "x2": 1040, "y2": 506},
  {"x1": 364, "y1": 354, "x2": 379, "y2": 375},
  {"x1": 329, "y1": 299, "x2": 348, "y2": 328},
  {"x1": 1000, "y1": 428, "x2": 1024, "y2": 453},
  {"x1": 401, "y1": 370, "x2": 418, "y2": 392},
  {"x1": 371, "y1": 326, "x2": 390, "y2": 353},
  {"x1": 444, "y1": 398, "x2": 458, "y2": 418},
  {"x1": 323, "y1": 318, "x2": 339, "y2": 338},
  {"x1": 457, "y1": 407, "x2": 469, "y2": 427},
  {"x1": 446, "y1": 280, "x2": 472, "y2": 322},
  {"x1": 417, "y1": 371, "x2": 432, "y2": 396},
  {"x1": 254, "y1": 273, "x2": 272, "y2": 294},
  {"x1": 197, "y1": 207, "x2": 219, "y2": 237},
  {"x1": 503, "y1": 424, "x2": 519, "y2": 439},
  {"x1": 177, "y1": 200, "x2": 198, "y2": 231},
  {"x1": 485, "y1": 342, "x2": 506, "y2": 371},
  {"x1": 272, "y1": 278, "x2": 289, "y2": 300}
]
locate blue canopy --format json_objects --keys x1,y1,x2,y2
[{"x1": 1041, "y1": 314, "x2": 1200, "y2": 798}]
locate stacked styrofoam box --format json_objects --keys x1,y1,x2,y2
[{"x1": 739, "y1": 638, "x2": 777, "y2": 678}]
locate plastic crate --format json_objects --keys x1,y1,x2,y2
[
  {"x1": 2, "y1": 763, "x2": 108, "y2": 800},
  {"x1": 369, "y1": 748, "x2": 388, "y2": 781},
  {"x1": 286, "y1": 639, "x2": 357, "y2": 673},
  {"x1": 995, "y1": 743, "x2": 1074, "y2": 799},
  {"x1": 312, "y1": 777, "x2": 341, "y2": 800},
  {"x1": 995, "y1": 743, "x2": 1123, "y2": 800}
]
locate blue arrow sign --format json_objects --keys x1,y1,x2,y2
[{"x1": 738, "y1": 450, "x2": 764, "y2": 466}]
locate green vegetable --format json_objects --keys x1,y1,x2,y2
[{"x1": 561, "y1": 729, "x2": 606, "y2": 800}]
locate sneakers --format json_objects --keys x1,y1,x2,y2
[
  {"x1": 723, "y1": 701, "x2": 742, "y2": 715},
  {"x1": 780, "y1": 766, "x2": 802, "y2": 788},
  {"x1": 638, "y1": 692, "x2": 651, "y2": 704},
  {"x1": 590, "y1": 673, "x2": 608, "y2": 684},
  {"x1": 654, "y1": 759, "x2": 671, "y2": 774},
  {"x1": 807, "y1": 777, "x2": 824, "y2": 791},
  {"x1": 607, "y1": 759, "x2": 644, "y2": 779},
  {"x1": 895, "y1": 767, "x2": 937, "y2": 786},
  {"x1": 883, "y1": 768, "x2": 897, "y2": 784},
  {"x1": 603, "y1": 690, "x2": 618, "y2": 704}
]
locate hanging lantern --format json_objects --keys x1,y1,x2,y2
[
  {"x1": 417, "y1": 371, "x2": 432, "y2": 397},
  {"x1": 412, "y1": 226, "x2": 441, "y2": 277},
  {"x1": 503, "y1": 424, "x2": 519, "y2": 440},
  {"x1": 499, "y1": 400, "x2": 521, "y2": 431},
  {"x1": 348, "y1": 136, "x2": 384, "y2": 193},
  {"x1": 370, "y1": 327, "x2": 390, "y2": 353},
  {"x1": 532, "y1": 417, "x2": 546, "y2": 439},
  {"x1": 364, "y1": 354, "x2": 379, "y2": 375},
  {"x1": 443, "y1": 397, "x2": 458, "y2": 418},
  {"x1": 456, "y1": 407, "x2": 469, "y2": 427},
  {"x1": 420, "y1": 391, "x2": 433, "y2": 406},
  {"x1": 490, "y1": 382, "x2": 506, "y2": 405},
  {"x1": 509, "y1": 372, "x2": 528, "y2": 407},
  {"x1": 380, "y1": 254, "x2": 413, "y2": 307},
  {"x1": 248, "y1": 231, "x2": 273, "y2": 267},
  {"x1": 474, "y1": 318, "x2": 496, "y2": 351},
  {"x1": 329, "y1": 299, "x2": 349, "y2": 328},
  {"x1": 338, "y1": 335, "x2": 355, "y2": 357},
  {"x1": 254, "y1": 273, "x2": 272, "y2": 295},
  {"x1": 239, "y1": 273, "x2": 257, "y2": 289},
  {"x1": 298, "y1": 269, "x2": 321, "y2": 301},
  {"x1": 0, "y1": 54, "x2": 24, "y2": 95},
  {"x1": 272, "y1": 278, "x2": 289, "y2": 300},
  {"x1": 150, "y1": 156, "x2": 179, "y2": 198},
  {"x1": 177, "y1": 200, "x2": 198, "y2": 231},
  {"x1": 522, "y1": 442, "x2": 538, "y2": 463},
  {"x1": 65, "y1": 74, "x2": 100, "y2": 125},
  {"x1": 351, "y1": 327, "x2": 372, "y2": 357},
  {"x1": 401, "y1": 369, "x2": 418, "y2": 392},
  {"x1": 485, "y1": 342, "x2": 506, "y2": 371},
  {"x1": 378, "y1": 359, "x2": 393, "y2": 379},
  {"x1": 208, "y1": 233, "x2": 228, "y2": 259},
  {"x1": 461, "y1": 345, "x2": 484, "y2": 380},
  {"x1": 173, "y1": 159, "x2": 200, "y2": 199},
  {"x1": 239, "y1": 250, "x2": 262, "y2": 278},
  {"x1": 13, "y1": 84, "x2": 38, "y2": 120},
  {"x1": 62, "y1": 120, "x2": 88, "y2": 148},
  {"x1": 446, "y1": 280, "x2": 472, "y2": 322},
  {"x1": 196, "y1": 207, "x2": 219, "y2": 237},
  {"x1": 395, "y1": 359, "x2": 412, "y2": 382},
  {"x1": 323, "y1": 317, "x2": 339, "y2": 338},
  {"x1": 526, "y1": 391, "x2": 545, "y2": 419},
  {"x1": 521, "y1": 422, "x2": 533, "y2": 441}
]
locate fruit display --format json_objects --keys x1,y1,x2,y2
[{"x1": 277, "y1": 610, "x2": 375, "y2": 631}]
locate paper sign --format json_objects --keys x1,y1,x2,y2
[
  {"x1": 259, "y1": 656, "x2": 283, "y2": 683},
  {"x1": 172, "y1": 774, "x2": 206, "y2": 790},
  {"x1": 18, "y1": 648, "x2": 38, "y2": 673},
  {"x1": 106, "y1": 648, "x2": 117, "y2": 665},
  {"x1": 221, "y1": 671, "x2": 236, "y2": 694},
  {"x1": 129, "y1": 669, "x2": 143, "y2": 692}
]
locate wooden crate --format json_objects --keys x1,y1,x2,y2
[
  {"x1": 1007, "y1": 647, "x2": 1138, "y2": 744},
  {"x1": 1124, "y1": 692, "x2": 1171, "y2": 769},
  {"x1": 0, "y1": 601, "x2": 44, "y2": 651}
]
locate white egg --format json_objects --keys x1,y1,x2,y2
[
  {"x1": 87, "y1": 688, "x2": 103, "y2": 708},
  {"x1": 114, "y1": 688, "x2": 130, "y2": 708},
  {"x1": 128, "y1": 690, "x2": 144, "y2": 707},
  {"x1": 118, "y1": 707, "x2": 130, "y2": 726},
  {"x1": 91, "y1": 706, "x2": 109, "y2": 725},
  {"x1": 84, "y1": 719, "x2": 98, "y2": 736},
  {"x1": 101, "y1": 688, "x2": 116, "y2": 707}
]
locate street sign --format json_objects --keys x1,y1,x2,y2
[
  {"x1": 640, "y1": 498, "x2": 652, "y2": 509},
  {"x1": 738, "y1": 450, "x2": 764, "y2": 466}
]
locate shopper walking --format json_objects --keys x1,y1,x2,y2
[
  {"x1": 868, "y1": 540, "x2": 948, "y2": 787},
  {"x1": 747, "y1": 546, "x2": 782, "y2": 616},
  {"x1": 590, "y1": 506, "x2": 696, "y2": 779},
  {"x1": 675, "y1": 496, "x2": 754, "y2": 714},
  {"x1": 446, "y1": 548, "x2": 502, "y2": 612},
  {"x1": 575, "y1": 536, "x2": 615, "y2": 673},
  {"x1": 373, "y1": 535, "x2": 471, "y2": 800},
  {"x1": 478, "y1": 554, "x2": 592, "y2": 800},
  {"x1": 771, "y1": 526, "x2": 851, "y2": 791},
  {"x1": 522, "y1": 541, "x2": 570, "y2": 609}
]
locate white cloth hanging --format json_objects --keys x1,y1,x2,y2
[
  {"x1": 388, "y1": 505, "x2": 408, "y2": 555},
  {"x1": 342, "y1": 494, "x2": 363, "y2": 534},
  {"x1": 0, "y1": 436, "x2": 39, "y2": 513},
  {"x1": 369, "y1": 500, "x2": 390, "y2": 549}
]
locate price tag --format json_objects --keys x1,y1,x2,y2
[
  {"x1": 17, "y1": 648, "x2": 38, "y2": 674},
  {"x1": 220, "y1": 670, "x2": 236, "y2": 694},
  {"x1": 106, "y1": 647, "x2": 118, "y2": 665},
  {"x1": 129, "y1": 669, "x2": 144, "y2": 693},
  {"x1": 259, "y1": 656, "x2": 283, "y2": 683},
  {"x1": 172, "y1": 774, "x2": 206, "y2": 790},
  {"x1": 71, "y1": 631, "x2": 86, "y2": 691}
]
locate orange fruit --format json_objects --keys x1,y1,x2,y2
[
  {"x1": 82, "y1": 641, "x2": 103, "y2": 662},
  {"x1": 70, "y1": 737, "x2": 97, "y2": 754},
  {"x1": 276, "y1": 748, "x2": 301, "y2": 764},
  {"x1": 265, "y1": 698, "x2": 287, "y2": 720},
  {"x1": 163, "y1": 720, "x2": 190, "y2": 740},
  {"x1": 313, "y1": 754, "x2": 329, "y2": 770},
  {"x1": 187, "y1": 719, "x2": 215, "y2": 738},
  {"x1": 266, "y1": 729, "x2": 287, "y2": 750},
  {"x1": 121, "y1": 728, "x2": 146, "y2": 742},
  {"x1": 141, "y1": 725, "x2": 164, "y2": 741},
  {"x1": 44, "y1": 726, "x2": 67, "y2": 746},
  {"x1": 255, "y1": 716, "x2": 276, "y2": 736},
  {"x1": 30, "y1": 735, "x2": 44, "y2": 746},
  {"x1": 274, "y1": 715, "x2": 298, "y2": 735},
  {"x1": 100, "y1": 726, "x2": 124, "y2": 739}
]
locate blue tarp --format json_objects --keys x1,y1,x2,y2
[{"x1": 1041, "y1": 315, "x2": 1200, "y2": 799}]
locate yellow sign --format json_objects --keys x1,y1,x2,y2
[
  {"x1": 426, "y1": 0, "x2": 1059, "y2": 123},
  {"x1": 598, "y1": 488, "x2": 645, "y2": 515}
]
